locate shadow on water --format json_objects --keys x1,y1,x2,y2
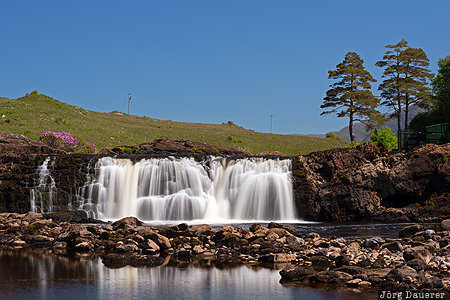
[{"x1": 0, "y1": 250, "x2": 378, "y2": 300}]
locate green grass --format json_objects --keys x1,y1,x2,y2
[{"x1": 0, "y1": 93, "x2": 344, "y2": 155}]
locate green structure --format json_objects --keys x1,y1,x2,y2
[
  {"x1": 398, "y1": 123, "x2": 450, "y2": 151},
  {"x1": 425, "y1": 123, "x2": 450, "y2": 144}
]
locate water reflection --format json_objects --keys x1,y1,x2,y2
[{"x1": 0, "y1": 250, "x2": 377, "y2": 300}]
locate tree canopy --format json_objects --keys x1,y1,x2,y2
[
  {"x1": 410, "y1": 55, "x2": 450, "y2": 131},
  {"x1": 321, "y1": 52, "x2": 382, "y2": 142},
  {"x1": 376, "y1": 39, "x2": 432, "y2": 131}
]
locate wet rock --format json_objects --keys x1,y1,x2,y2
[
  {"x1": 102, "y1": 253, "x2": 165, "y2": 268},
  {"x1": 314, "y1": 270, "x2": 353, "y2": 284},
  {"x1": 259, "y1": 253, "x2": 296, "y2": 263},
  {"x1": 279, "y1": 266, "x2": 315, "y2": 282},
  {"x1": 11, "y1": 240, "x2": 26, "y2": 248},
  {"x1": 399, "y1": 224, "x2": 424, "y2": 238},
  {"x1": 382, "y1": 241, "x2": 403, "y2": 252},
  {"x1": 25, "y1": 235, "x2": 54, "y2": 248}
]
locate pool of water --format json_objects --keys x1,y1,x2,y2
[{"x1": 0, "y1": 250, "x2": 378, "y2": 300}]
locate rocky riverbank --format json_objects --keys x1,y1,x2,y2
[{"x1": 0, "y1": 212, "x2": 449, "y2": 293}]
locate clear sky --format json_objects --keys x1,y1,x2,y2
[{"x1": 1, "y1": 0, "x2": 449, "y2": 134}]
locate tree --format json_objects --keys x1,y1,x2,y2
[
  {"x1": 410, "y1": 55, "x2": 450, "y2": 130},
  {"x1": 375, "y1": 39, "x2": 408, "y2": 132},
  {"x1": 321, "y1": 52, "x2": 382, "y2": 142},
  {"x1": 376, "y1": 39, "x2": 433, "y2": 131},
  {"x1": 369, "y1": 127, "x2": 398, "y2": 150}
]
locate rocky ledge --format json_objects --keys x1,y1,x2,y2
[{"x1": 0, "y1": 213, "x2": 449, "y2": 293}]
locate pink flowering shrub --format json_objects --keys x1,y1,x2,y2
[
  {"x1": 39, "y1": 131, "x2": 97, "y2": 153},
  {"x1": 259, "y1": 151, "x2": 282, "y2": 156}
]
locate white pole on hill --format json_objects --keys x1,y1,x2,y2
[
  {"x1": 270, "y1": 114, "x2": 273, "y2": 134},
  {"x1": 128, "y1": 93, "x2": 132, "y2": 115}
]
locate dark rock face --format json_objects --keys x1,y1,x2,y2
[
  {"x1": 1, "y1": 131, "x2": 450, "y2": 224},
  {"x1": 296, "y1": 143, "x2": 450, "y2": 221}
]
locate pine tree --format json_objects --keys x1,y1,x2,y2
[
  {"x1": 321, "y1": 52, "x2": 382, "y2": 142},
  {"x1": 375, "y1": 39, "x2": 408, "y2": 132},
  {"x1": 376, "y1": 39, "x2": 432, "y2": 131}
]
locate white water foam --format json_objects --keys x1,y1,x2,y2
[{"x1": 80, "y1": 156, "x2": 298, "y2": 222}]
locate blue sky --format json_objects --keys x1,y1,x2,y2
[{"x1": 1, "y1": 1, "x2": 449, "y2": 134}]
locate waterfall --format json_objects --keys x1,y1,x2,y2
[
  {"x1": 30, "y1": 157, "x2": 56, "y2": 213},
  {"x1": 81, "y1": 156, "x2": 297, "y2": 222}
]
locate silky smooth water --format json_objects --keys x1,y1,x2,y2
[
  {"x1": 0, "y1": 250, "x2": 378, "y2": 300},
  {"x1": 79, "y1": 156, "x2": 297, "y2": 222}
]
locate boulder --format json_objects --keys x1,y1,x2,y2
[
  {"x1": 399, "y1": 224, "x2": 424, "y2": 238},
  {"x1": 381, "y1": 241, "x2": 403, "y2": 252},
  {"x1": 259, "y1": 253, "x2": 296, "y2": 263},
  {"x1": 112, "y1": 217, "x2": 143, "y2": 230},
  {"x1": 440, "y1": 219, "x2": 450, "y2": 231}
]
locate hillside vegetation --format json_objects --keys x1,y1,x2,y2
[{"x1": 0, "y1": 93, "x2": 343, "y2": 155}]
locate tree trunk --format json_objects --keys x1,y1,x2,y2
[
  {"x1": 404, "y1": 97, "x2": 409, "y2": 131},
  {"x1": 349, "y1": 112, "x2": 354, "y2": 142},
  {"x1": 397, "y1": 93, "x2": 402, "y2": 132}
]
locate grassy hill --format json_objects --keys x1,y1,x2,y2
[{"x1": 0, "y1": 93, "x2": 344, "y2": 155}]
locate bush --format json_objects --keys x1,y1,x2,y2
[
  {"x1": 326, "y1": 132, "x2": 343, "y2": 142},
  {"x1": 31, "y1": 90, "x2": 38, "y2": 95},
  {"x1": 39, "y1": 131, "x2": 96, "y2": 153},
  {"x1": 369, "y1": 127, "x2": 398, "y2": 150}
]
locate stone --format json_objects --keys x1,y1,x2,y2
[
  {"x1": 142, "y1": 239, "x2": 160, "y2": 254},
  {"x1": 335, "y1": 255, "x2": 351, "y2": 267},
  {"x1": 115, "y1": 243, "x2": 139, "y2": 253},
  {"x1": 147, "y1": 232, "x2": 171, "y2": 250},
  {"x1": 265, "y1": 232, "x2": 279, "y2": 242},
  {"x1": 75, "y1": 241, "x2": 93, "y2": 251},
  {"x1": 25, "y1": 235, "x2": 54, "y2": 247},
  {"x1": 310, "y1": 255, "x2": 333, "y2": 271},
  {"x1": 440, "y1": 219, "x2": 450, "y2": 231},
  {"x1": 11, "y1": 240, "x2": 26, "y2": 248},
  {"x1": 399, "y1": 224, "x2": 424, "y2": 238},
  {"x1": 315, "y1": 270, "x2": 353, "y2": 284},
  {"x1": 423, "y1": 229, "x2": 435, "y2": 240},
  {"x1": 335, "y1": 266, "x2": 366, "y2": 275},
  {"x1": 259, "y1": 253, "x2": 296, "y2": 263},
  {"x1": 362, "y1": 239, "x2": 379, "y2": 249},
  {"x1": 112, "y1": 217, "x2": 143, "y2": 230},
  {"x1": 387, "y1": 266, "x2": 419, "y2": 284},
  {"x1": 403, "y1": 246, "x2": 432, "y2": 264},
  {"x1": 381, "y1": 241, "x2": 403, "y2": 252},
  {"x1": 279, "y1": 267, "x2": 315, "y2": 282},
  {"x1": 192, "y1": 245, "x2": 204, "y2": 255}
]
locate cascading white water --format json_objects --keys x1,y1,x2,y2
[
  {"x1": 30, "y1": 157, "x2": 56, "y2": 213},
  {"x1": 81, "y1": 156, "x2": 297, "y2": 222}
]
